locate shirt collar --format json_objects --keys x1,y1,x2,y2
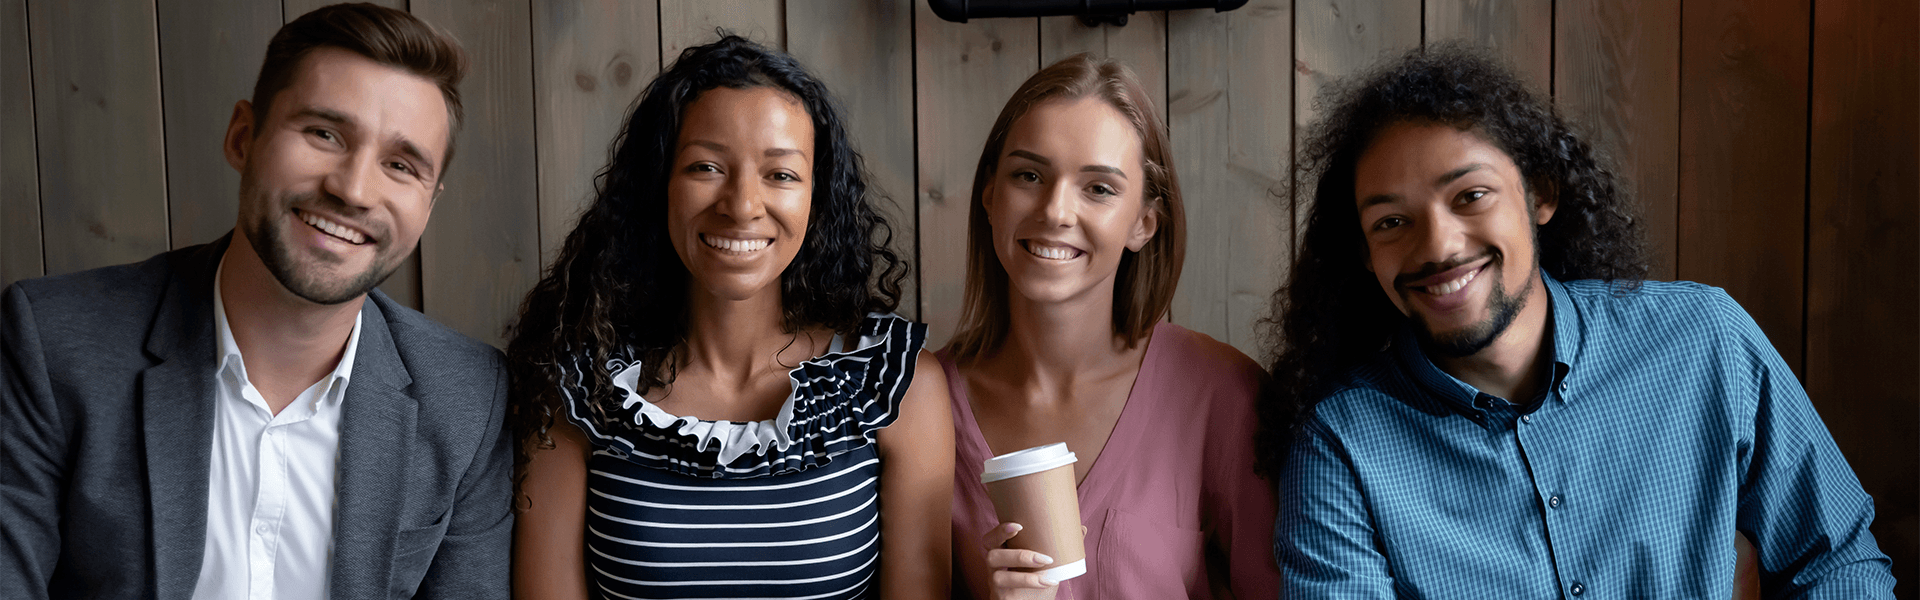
[
  {"x1": 1391, "y1": 269, "x2": 1577, "y2": 417},
  {"x1": 213, "y1": 257, "x2": 364, "y2": 408}
]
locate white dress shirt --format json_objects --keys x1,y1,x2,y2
[{"x1": 192, "y1": 261, "x2": 362, "y2": 600}]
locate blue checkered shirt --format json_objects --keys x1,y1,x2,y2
[{"x1": 1275, "y1": 273, "x2": 1895, "y2": 598}]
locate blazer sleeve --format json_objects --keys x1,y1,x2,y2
[
  {"x1": 414, "y1": 357, "x2": 515, "y2": 599},
  {"x1": 1, "y1": 284, "x2": 63, "y2": 600}
]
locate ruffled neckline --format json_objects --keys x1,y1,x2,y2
[{"x1": 563, "y1": 313, "x2": 926, "y2": 479}]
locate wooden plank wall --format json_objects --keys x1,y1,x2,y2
[{"x1": 4, "y1": 0, "x2": 1914, "y2": 590}]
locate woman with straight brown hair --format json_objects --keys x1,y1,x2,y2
[{"x1": 941, "y1": 54, "x2": 1280, "y2": 599}]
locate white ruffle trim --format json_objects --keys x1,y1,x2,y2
[{"x1": 603, "y1": 322, "x2": 899, "y2": 466}]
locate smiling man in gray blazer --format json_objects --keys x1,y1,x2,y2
[{"x1": 0, "y1": 4, "x2": 510, "y2": 599}]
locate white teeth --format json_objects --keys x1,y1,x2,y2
[
  {"x1": 1025, "y1": 242, "x2": 1079, "y2": 260},
  {"x1": 1424, "y1": 267, "x2": 1478, "y2": 295},
  {"x1": 702, "y1": 235, "x2": 770, "y2": 253},
  {"x1": 302, "y1": 212, "x2": 365, "y2": 244}
]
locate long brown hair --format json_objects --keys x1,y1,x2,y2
[{"x1": 946, "y1": 54, "x2": 1186, "y2": 362}]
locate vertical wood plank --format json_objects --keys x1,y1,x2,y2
[
  {"x1": 412, "y1": 0, "x2": 541, "y2": 345},
  {"x1": 157, "y1": 0, "x2": 280, "y2": 250},
  {"x1": 1294, "y1": 0, "x2": 1420, "y2": 261},
  {"x1": 1294, "y1": 0, "x2": 1421, "y2": 127},
  {"x1": 787, "y1": 0, "x2": 918, "y2": 318},
  {"x1": 1167, "y1": 0, "x2": 1291, "y2": 356},
  {"x1": 283, "y1": 0, "x2": 404, "y2": 18},
  {"x1": 661, "y1": 0, "x2": 785, "y2": 59},
  {"x1": 1555, "y1": 0, "x2": 1681, "y2": 280},
  {"x1": 1423, "y1": 0, "x2": 1552, "y2": 91},
  {"x1": 1, "y1": 0, "x2": 41, "y2": 287},
  {"x1": 1677, "y1": 0, "x2": 1808, "y2": 374},
  {"x1": 1038, "y1": 11, "x2": 1168, "y2": 119},
  {"x1": 532, "y1": 0, "x2": 659, "y2": 267},
  {"x1": 27, "y1": 0, "x2": 171, "y2": 276},
  {"x1": 913, "y1": 5, "x2": 1038, "y2": 345},
  {"x1": 1807, "y1": 0, "x2": 1919, "y2": 592}
]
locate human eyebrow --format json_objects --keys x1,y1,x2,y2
[
  {"x1": 1006, "y1": 149, "x2": 1051, "y2": 166},
  {"x1": 1360, "y1": 193, "x2": 1400, "y2": 208},
  {"x1": 1080, "y1": 165, "x2": 1126, "y2": 178},
  {"x1": 683, "y1": 140, "x2": 729, "y2": 153},
  {"x1": 394, "y1": 138, "x2": 438, "y2": 181},
  {"x1": 1435, "y1": 164, "x2": 1487, "y2": 187},
  {"x1": 764, "y1": 147, "x2": 807, "y2": 159},
  {"x1": 290, "y1": 107, "x2": 354, "y2": 129}
]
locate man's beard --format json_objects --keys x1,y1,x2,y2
[
  {"x1": 242, "y1": 189, "x2": 400, "y2": 306},
  {"x1": 1405, "y1": 250, "x2": 1535, "y2": 358}
]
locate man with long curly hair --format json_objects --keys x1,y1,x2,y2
[{"x1": 1262, "y1": 45, "x2": 1895, "y2": 598}]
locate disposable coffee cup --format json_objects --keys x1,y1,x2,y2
[{"x1": 981, "y1": 443, "x2": 1086, "y2": 582}]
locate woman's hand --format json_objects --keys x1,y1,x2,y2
[{"x1": 982, "y1": 522, "x2": 1087, "y2": 600}]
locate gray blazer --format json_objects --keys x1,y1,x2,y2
[{"x1": 0, "y1": 236, "x2": 513, "y2": 599}]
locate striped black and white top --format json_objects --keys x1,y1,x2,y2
[{"x1": 560, "y1": 314, "x2": 926, "y2": 600}]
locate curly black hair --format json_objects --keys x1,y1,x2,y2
[
  {"x1": 1254, "y1": 44, "x2": 1650, "y2": 479},
  {"x1": 503, "y1": 34, "x2": 907, "y2": 487}
]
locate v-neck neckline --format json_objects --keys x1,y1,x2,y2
[{"x1": 951, "y1": 323, "x2": 1166, "y2": 499}]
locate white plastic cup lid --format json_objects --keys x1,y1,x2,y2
[{"x1": 981, "y1": 442, "x2": 1078, "y2": 484}]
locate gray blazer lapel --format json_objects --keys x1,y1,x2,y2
[
  {"x1": 139, "y1": 239, "x2": 225, "y2": 600},
  {"x1": 329, "y1": 297, "x2": 417, "y2": 598}
]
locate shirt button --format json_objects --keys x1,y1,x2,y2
[
  {"x1": 1559, "y1": 381, "x2": 1569, "y2": 392},
  {"x1": 1521, "y1": 415, "x2": 1533, "y2": 424},
  {"x1": 1571, "y1": 581, "x2": 1586, "y2": 596},
  {"x1": 1548, "y1": 495, "x2": 1563, "y2": 508},
  {"x1": 255, "y1": 523, "x2": 271, "y2": 535}
]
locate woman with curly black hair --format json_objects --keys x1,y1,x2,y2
[
  {"x1": 1265, "y1": 45, "x2": 1876, "y2": 598},
  {"x1": 506, "y1": 35, "x2": 952, "y2": 599}
]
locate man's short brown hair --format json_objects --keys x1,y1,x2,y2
[{"x1": 250, "y1": 2, "x2": 468, "y2": 170}]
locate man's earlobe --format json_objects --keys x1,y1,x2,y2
[
  {"x1": 1533, "y1": 187, "x2": 1560, "y2": 226},
  {"x1": 223, "y1": 100, "x2": 255, "y2": 172}
]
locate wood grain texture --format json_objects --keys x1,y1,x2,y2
[
  {"x1": 1, "y1": 0, "x2": 41, "y2": 287},
  {"x1": 1167, "y1": 0, "x2": 1291, "y2": 356},
  {"x1": 1555, "y1": 0, "x2": 1681, "y2": 280},
  {"x1": 1293, "y1": 0, "x2": 1419, "y2": 126},
  {"x1": 158, "y1": 0, "x2": 280, "y2": 250},
  {"x1": 1677, "y1": 0, "x2": 1808, "y2": 374},
  {"x1": 282, "y1": 0, "x2": 403, "y2": 18},
  {"x1": 1807, "y1": 0, "x2": 1919, "y2": 593},
  {"x1": 532, "y1": 0, "x2": 659, "y2": 266},
  {"x1": 1293, "y1": 0, "x2": 1419, "y2": 259},
  {"x1": 27, "y1": 0, "x2": 171, "y2": 276},
  {"x1": 1423, "y1": 0, "x2": 1552, "y2": 91},
  {"x1": 1039, "y1": 11, "x2": 1168, "y2": 120},
  {"x1": 411, "y1": 0, "x2": 541, "y2": 345},
  {"x1": 913, "y1": 4, "x2": 1037, "y2": 345},
  {"x1": 661, "y1": 0, "x2": 786, "y2": 58},
  {"x1": 787, "y1": 0, "x2": 918, "y2": 318}
]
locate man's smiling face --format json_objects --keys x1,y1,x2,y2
[
  {"x1": 228, "y1": 46, "x2": 449, "y2": 306},
  {"x1": 1353, "y1": 121, "x2": 1556, "y2": 357}
]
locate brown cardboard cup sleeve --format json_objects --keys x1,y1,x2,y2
[{"x1": 981, "y1": 443, "x2": 1087, "y2": 582}]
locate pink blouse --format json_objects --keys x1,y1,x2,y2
[{"x1": 944, "y1": 323, "x2": 1281, "y2": 599}]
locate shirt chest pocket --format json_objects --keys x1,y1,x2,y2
[{"x1": 1092, "y1": 508, "x2": 1207, "y2": 599}]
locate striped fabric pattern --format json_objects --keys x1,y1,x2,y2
[
  {"x1": 1274, "y1": 273, "x2": 1897, "y2": 598},
  {"x1": 558, "y1": 314, "x2": 926, "y2": 599},
  {"x1": 584, "y1": 445, "x2": 883, "y2": 599}
]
